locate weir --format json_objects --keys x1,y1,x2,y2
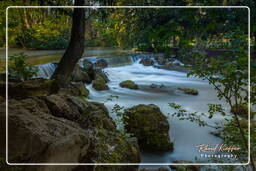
[{"x1": 36, "y1": 53, "x2": 165, "y2": 78}]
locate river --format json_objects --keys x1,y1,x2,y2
[
  {"x1": 4, "y1": 47, "x2": 233, "y2": 168},
  {"x1": 85, "y1": 58, "x2": 232, "y2": 168}
]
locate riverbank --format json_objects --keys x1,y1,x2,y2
[{"x1": 0, "y1": 47, "x2": 133, "y2": 71}]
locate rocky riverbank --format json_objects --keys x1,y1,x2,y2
[{"x1": 0, "y1": 78, "x2": 140, "y2": 171}]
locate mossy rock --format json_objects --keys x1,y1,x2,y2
[
  {"x1": 139, "y1": 58, "x2": 154, "y2": 66},
  {"x1": 95, "y1": 74, "x2": 107, "y2": 83},
  {"x1": 230, "y1": 103, "x2": 248, "y2": 118},
  {"x1": 7, "y1": 78, "x2": 57, "y2": 99},
  {"x1": 124, "y1": 104, "x2": 173, "y2": 152},
  {"x1": 177, "y1": 87, "x2": 198, "y2": 95},
  {"x1": 119, "y1": 80, "x2": 139, "y2": 90},
  {"x1": 72, "y1": 65, "x2": 92, "y2": 84},
  {"x1": 92, "y1": 75, "x2": 109, "y2": 91},
  {"x1": 94, "y1": 70, "x2": 109, "y2": 83}
]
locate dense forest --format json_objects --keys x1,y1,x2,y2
[
  {"x1": 0, "y1": 0, "x2": 255, "y2": 171},
  {"x1": 0, "y1": 0, "x2": 255, "y2": 50}
]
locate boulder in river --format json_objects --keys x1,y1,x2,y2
[
  {"x1": 72, "y1": 65, "x2": 92, "y2": 84},
  {"x1": 150, "y1": 83, "x2": 158, "y2": 88},
  {"x1": 95, "y1": 59, "x2": 108, "y2": 68},
  {"x1": 124, "y1": 104, "x2": 173, "y2": 152},
  {"x1": 94, "y1": 69, "x2": 109, "y2": 83},
  {"x1": 177, "y1": 87, "x2": 199, "y2": 95},
  {"x1": 139, "y1": 58, "x2": 154, "y2": 66},
  {"x1": 120, "y1": 80, "x2": 139, "y2": 90},
  {"x1": 150, "y1": 83, "x2": 165, "y2": 89},
  {"x1": 92, "y1": 75, "x2": 109, "y2": 91},
  {"x1": 82, "y1": 59, "x2": 94, "y2": 78},
  {"x1": 155, "y1": 55, "x2": 166, "y2": 65}
]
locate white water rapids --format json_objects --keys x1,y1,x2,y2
[
  {"x1": 35, "y1": 54, "x2": 232, "y2": 167},
  {"x1": 86, "y1": 60, "x2": 231, "y2": 165}
]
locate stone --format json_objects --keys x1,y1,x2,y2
[
  {"x1": 0, "y1": 88, "x2": 140, "y2": 171},
  {"x1": 69, "y1": 82, "x2": 89, "y2": 97},
  {"x1": 72, "y1": 65, "x2": 92, "y2": 84},
  {"x1": 120, "y1": 80, "x2": 139, "y2": 90},
  {"x1": 150, "y1": 83, "x2": 158, "y2": 88},
  {"x1": 92, "y1": 75, "x2": 109, "y2": 91},
  {"x1": 95, "y1": 59, "x2": 108, "y2": 68},
  {"x1": 2, "y1": 98, "x2": 91, "y2": 170},
  {"x1": 4, "y1": 78, "x2": 57, "y2": 99},
  {"x1": 94, "y1": 69, "x2": 109, "y2": 83},
  {"x1": 139, "y1": 58, "x2": 154, "y2": 66},
  {"x1": 177, "y1": 87, "x2": 199, "y2": 95},
  {"x1": 82, "y1": 59, "x2": 94, "y2": 79},
  {"x1": 155, "y1": 56, "x2": 166, "y2": 65},
  {"x1": 124, "y1": 104, "x2": 173, "y2": 152}
]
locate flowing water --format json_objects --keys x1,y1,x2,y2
[
  {"x1": 35, "y1": 52, "x2": 231, "y2": 167},
  {"x1": 85, "y1": 59, "x2": 230, "y2": 165}
]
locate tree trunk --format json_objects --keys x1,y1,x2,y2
[{"x1": 51, "y1": 0, "x2": 85, "y2": 83}]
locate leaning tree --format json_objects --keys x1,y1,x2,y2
[{"x1": 51, "y1": 0, "x2": 85, "y2": 83}]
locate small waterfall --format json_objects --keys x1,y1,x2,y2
[
  {"x1": 80, "y1": 55, "x2": 133, "y2": 67},
  {"x1": 35, "y1": 53, "x2": 167, "y2": 79},
  {"x1": 36, "y1": 62, "x2": 57, "y2": 79}
]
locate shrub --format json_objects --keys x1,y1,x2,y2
[{"x1": 8, "y1": 53, "x2": 38, "y2": 80}]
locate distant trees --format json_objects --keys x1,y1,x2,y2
[{"x1": 92, "y1": 7, "x2": 249, "y2": 52}]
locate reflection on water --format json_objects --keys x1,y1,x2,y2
[{"x1": 0, "y1": 47, "x2": 133, "y2": 68}]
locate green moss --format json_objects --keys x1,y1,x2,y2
[
  {"x1": 177, "y1": 87, "x2": 199, "y2": 95},
  {"x1": 92, "y1": 76, "x2": 109, "y2": 91},
  {"x1": 119, "y1": 80, "x2": 139, "y2": 90},
  {"x1": 124, "y1": 104, "x2": 173, "y2": 151}
]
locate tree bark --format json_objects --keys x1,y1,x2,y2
[{"x1": 51, "y1": 0, "x2": 85, "y2": 83}]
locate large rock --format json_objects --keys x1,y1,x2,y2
[
  {"x1": 0, "y1": 78, "x2": 58, "y2": 99},
  {"x1": 0, "y1": 79, "x2": 140, "y2": 171},
  {"x1": 139, "y1": 58, "x2": 154, "y2": 66},
  {"x1": 71, "y1": 65, "x2": 92, "y2": 84},
  {"x1": 155, "y1": 55, "x2": 166, "y2": 65},
  {"x1": 124, "y1": 104, "x2": 173, "y2": 152},
  {"x1": 4, "y1": 97, "x2": 91, "y2": 171},
  {"x1": 120, "y1": 80, "x2": 139, "y2": 90},
  {"x1": 95, "y1": 59, "x2": 108, "y2": 68},
  {"x1": 92, "y1": 75, "x2": 109, "y2": 91},
  {"x1": 177, "y1": 87, "x2": 199, "y2": 95},
  {"x1": 82, "y1": 59, "x2": 94, "y2": 78},
  {"x1": 93, "y1": 69, "x2": 109, "y2": 83},
  {"x1": 0, "y1": 79, "x2": 89, "y2": 100}
]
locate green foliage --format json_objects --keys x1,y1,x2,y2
[
  {"x1": 208, "y1": 104, "x2": 226, "y2": 118},
  {"x1": 168, "y1": 103, "x2": 208, "y2": 127},
  {"x1": 169, "y1": 32, "x2": 253, "y2": 168},
  {"x1": 8, "y1": 53, "x2": 38, "y2": 80}
]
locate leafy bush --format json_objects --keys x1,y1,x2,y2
[{"x1": 8, "y1": 53, "x2": 38, "y2": 80}]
